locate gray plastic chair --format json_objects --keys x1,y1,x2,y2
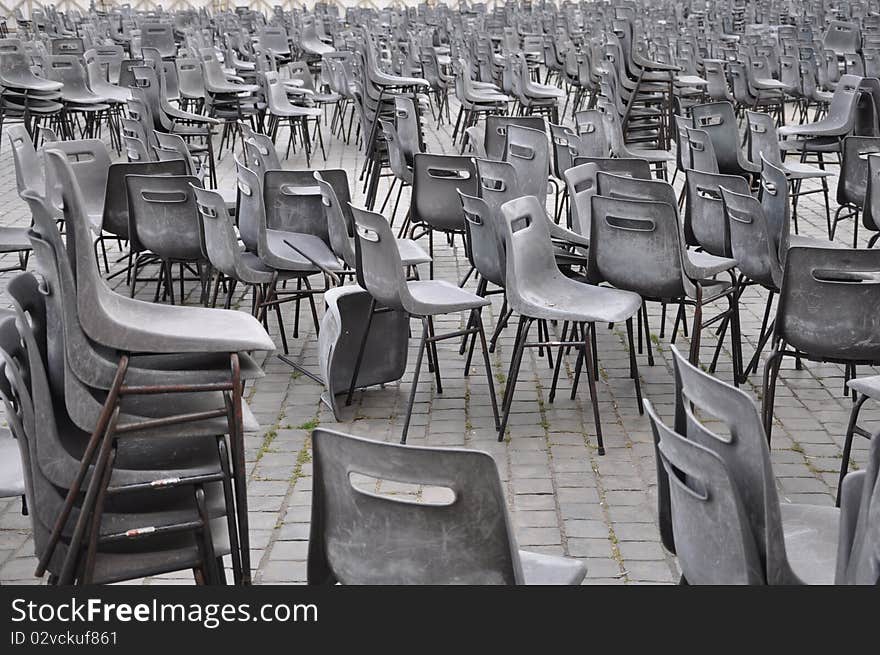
[
  {"x1": 665, "y1": 345, "x2": 839, "y2": 584},
  {"x1": 125, "y1": 173, "x2": 208, "y2": 305},
  {"x1": 313, "y1": 169, "x2": 429, "y2": 277},
  {"x1": 350, "y1": 203, "x2": 499, "y2": 443},
  {"x1": 192, "y1": 184, "x2": 293, "y2": 329},
  {"x1": 496, "y1": 195, "x2": 642, "y2": 452},
  {"x1": 0, "y1": 306, "x2": 25, "y2": 511},
  {"x1": 832, "y1": 135, "x2": 880, "y2": 246},
  {"x1": 242, "y1": 126, "x2": 282, "y2": 171},
  {"x1": 691, "y1": 102, "x2": 760, "y2": 179},
  {"x1": 41, "y1": 148, "x2": 273, "y2": 584},
  {"x1": 646, "y1": 400, "x2": 765, "y2": 585},
  {"x1": 263, "y1": 71, "x2": 323, "y2": 164},
  {"x1": 234, "y1": 158, "x2": 325, "y2": 361},
  {"x1": 308, "y1": 428, "x2": 586, "y2": 585},
  {"x1": 484, "y1": 115, "x2": 547, "y2": 161},
  {"x1": 762, "y1": 247, "x2": 880, "y2": 443},
  {"x1": 746, "y1": 110, "x2": 832, "y2": 235},
  {"x1": 836, "y1": 433, "x2": 880, "y2": 584},
  {"x1": 593, "y1": 172, "x2": 741, "y2": 377},
  {"x1": 504, "y1": 124, "x2": 551, "y2": 209},
  {"x1": 408, "y1": 153, "x2": 478, "y2": 277},
  {"x1": 684, "y1": 168, "x2": 751, "y2": 257},
  {"x1": 684, "y1": 126, "x2": 720, "y2": 174},
  {"x1": 0, "y1": 313, "x2": 231, "y2": 585},
  {"x1": 573, "y1": 109, "x2": 609, "y2": 157}
]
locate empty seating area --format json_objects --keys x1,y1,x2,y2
[{"x1": 0, "y1": 0, "x2": 878, "y2": 586}]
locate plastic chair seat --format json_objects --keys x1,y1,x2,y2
[
  {"x1": 779, "y1": 137, "x2": 842, "y2": 153},
  {"x1": 66, "y1": 102, "x2": 110, "y2": 112},
  {"x1": 676, "y1": 75, "x2": 708, "y2": 86},
  {"x1": 686, "y1": 249, "x2": 738, "y2": 278},
  {"x1": 782, "y1": 161, "x2": 834, "y2": 179},
  {"x1": 396, "y1": 238, "x2": 432, "y2": 266},
  {"x1": 269, "y1": 103, "x2": 322, "y2": 118},
  {"x1": 264, "y1": 229, "x2": 342, "y2": 273},
  {"x1": 789, "y1": 234, "x2": 843, "y2": 248},
  {"x1": 779, "y1": 120, "x2": 848, "y2": 138},
  {"x1": 626, "y1": 147, "x2": 675, "y2": 162},
  {"x1": 780, "y1": 502, "x2": 839, "y2": 585},
  {"x1": 0, "y1": 226, "x2": 32, "y2": 252},
  {"x1": 521, "y1": 273, "x2": 641, "y2": 324},
  {"x1": 82, "y1": 289, "x2": 275, "y2": 353},
  {"x1": 847, "y1": 374, "x2": 880, "y2": 399},
  {"x1": 129, "y1": 351, "x2": 264, "y2": 384},
  {"x1": 0, "y1": 76, "x2": 62, "y2": 93},
  {"x1": 406, "y1": 279, "x2": 490, "y2": 315},
  {"x1": 752, "y1": 78, "x2": 788, "y2": 91},
  {"x1": 0, "y1": 429, "x2": 24, "y2": 497},
  {"x1": 519, "y1": 550, "x2": 587, "y2": 584}
]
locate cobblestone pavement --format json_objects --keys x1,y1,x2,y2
[{"x1": 0, "y1": 100, "x2": 876, "y2": 585}]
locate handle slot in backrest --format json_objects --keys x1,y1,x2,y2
[
  {"x1": 604, "y1": 214, "x2": 655, "y2": 232},
  {"x1": 280, "y1": 184, "x2": 321, "y2": 196},
  {"x1": 696, "y1": 185, "x2": 722, "y2": 201},
  {"x1": 356, "y1": 225, "x2": 380, "y2": 242},
  {"x1": 811, "y1": 268, "x2": 880, "y2": 284},
  {"x1": 196, "y1": 200, "x2": 218, "y2": 218},
  {"x1": 480, "y1": 176, "x2": 506, "y2": 192},
  {"x1": 141, "y1": 190, "x2": 187, "y2": 203},
  {"x1": 427, "y1": 167, "x2": 470, "y2": 181},
  {"x1": 348, "y1": 472, "x2": 456, "y2": 506},
  {"x1": 507, "y1": 143, "x2": 535, "y2": 160}
]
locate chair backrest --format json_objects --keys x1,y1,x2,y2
[
  {"x1": 140, "y1": 21, "x2": 176, "y2": 58},
  {"x1": 645, "y1": 398, "x2": 765, "y2": 585},
  {"x1": 745, "y1": 110, "x2": 783, "y2": 167},
  {"x1": 589, "y1": 195, "x2": 686, "y2": 300},
  {"x1": 411, "y1": 153, "x2": 476, "y2": 233},
  {"x1": 243, "y1": 128, "x2": 282, "y2": 172},
  {"x1": 263, "y1": 169, "x2": 329, "y2": 243},
  {"x1": 102, "y1": 159, "x2": 187, "y2": 240},
  {"x1": 838, "y1": 136, "x2": 880, "y2": 207},
  {"x1": 124, "y1": 174, "x2": 205, "y2": 262},
  {"x1": 307, "y1": 428, "x2": 524, "y2": 584},
  {"x1": 863, "y1": 154, "x2": 880, "y2": 233},
  {"x1": 458, "y1": 191, "x2": 505, "y2": 288},
  {"x1": 595, "y1": 170, "x2": 678, "y2": 207},
  {"x1": 778, "y1": 247, "x2": 880, "y2": 361},
  {"x1": 836, "y1": 433, "x2": 880, "y2": 584},
  {"x1": 573, "y1": 109, "x2": 608, "y2": 157},
  {"x1": 684, "y1": 126, "x2": 720, "y2": 174},
  {"x1": 504, "y1": 124, "x2": 549, "y2": 207},
  {"x1": 313, "y1": 170, "x2": 356, "y2": 270},
  {"x1": 8, "y1": 124, "x2": 44, "y2": 198},
  {"x1": 234, "y1": 156, "x2": 263, "y2": 253},
  {"x1": 549, "y1": 123, "x2": 582, "y2": 179},
  {"x1": 191, "y1": 185, "x2": 243, "y2": 278},
  {"x1": 380, "y1": 119, "x2": 411, "y2": 182},
  {"x1": 42, "y1": 139, "x2": 112, "y2": 227},
  {"x1": 484, "y1": 115, "x2": 546, "y2": 161},
  {"x1": 720, "y1": 185, "x2": 782, "y2": 290},
  {"x1": 674, "y1": 114, "x2": 692, "y2": 171},
  {"x1": 684, "y1": 168, "x2": 751, "y2": 257},
  {"x1": 349, "y1": 203, "x2": 409, "y2": 312},
  {"x1": 759, "y1": 156, "x2": 794, "y2": 258},
  {"x1": 497, "y1": 195, "x2": 562, "y2": 315},
  {"x1": 153, "y1": 131, "x2": 198, "y2": 176},
  {"x1": 394, "y1": 95, "x2": 422, "y2": 161}
]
